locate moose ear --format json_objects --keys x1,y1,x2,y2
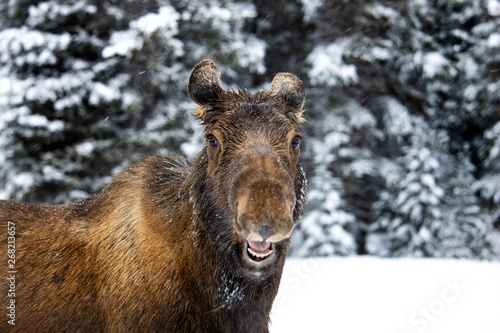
[
  {"x1": 269, "y1": 73, "x2": 305, "y2": 110},
  {"x1": 188, "y1": 59, "x2": 224, "y2": 106}
]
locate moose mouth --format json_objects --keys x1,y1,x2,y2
[
  {"x1": 236, "y1": 236, "x2": 286, "y2": 279},
  {"x1": 245, "y1": 239, "x2": 274, "y2": 263}
]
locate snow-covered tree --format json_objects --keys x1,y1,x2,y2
[
  {"x1": 290, "y1": 108, "x2": 358, "y2": 256},
  {"x1": 367, "y1": 98, "x2": 496, "y2": 259},
  {"x1": 0, "y1": 0, "x2": 265, "y2": 203},
  {"x1": 367, "y1": 118, "x2": 447, "y2": 257},
  {"x1": 440, "y1": 152, "x2": 497, "y2": 259},
  {"x1": 290, "y1": 93, "x2": 383, "y2": 256},
  {"x1": 0, "y1": 0, "x2": 132, "y2": 203},
  {"x1": 475, "y1": 121, "x2": 500, "y2": 226},
  {"x1": 292, "y1": 0, "x2": 499, "y2": 258}
]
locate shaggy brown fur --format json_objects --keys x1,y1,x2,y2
[{"x1": 0, "y1": 59, "x2": 306, "y2": 332}]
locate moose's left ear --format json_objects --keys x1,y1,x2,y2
[
  {"x1": 188, "y1": 59, "x2": 224, "y2": 106},
  {"x1": 269, "y1": 73, "x2": 305, "y2": 110}
]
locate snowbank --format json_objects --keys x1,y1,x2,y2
[{"x1": 271, "y1": 256, "x2": 500, "y2": 333}]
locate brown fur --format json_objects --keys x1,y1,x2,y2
[{"x1": 0, "y1": 60, "x2": 306, "y2": 332}]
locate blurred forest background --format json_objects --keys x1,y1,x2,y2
[{"x1": 1, "y1": 0, "x2": 499, "y2": 259}]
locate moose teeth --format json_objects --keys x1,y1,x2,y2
[{"x1": 247, "y1": 247, "x2": 273, "y2": 260}]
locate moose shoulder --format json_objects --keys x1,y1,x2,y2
[{"x1": 0, "y1": 59, "x2": 307, "y2": 332}]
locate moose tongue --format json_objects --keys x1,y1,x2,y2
[{"x1": 247, "y1": 239, "x2": 271, "y2": 253}]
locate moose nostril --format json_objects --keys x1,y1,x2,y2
[{"x1": 258, "y1": 225, "x2": 275, "y2": 241}]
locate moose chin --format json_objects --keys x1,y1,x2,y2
[{"x1": 0, "y1": 59, "x2": 307, "y2": 333}]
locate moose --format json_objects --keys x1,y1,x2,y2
[{"x1": 0, "y1": 60, "x2": 307, "y2": 332}]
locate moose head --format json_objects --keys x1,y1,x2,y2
[{"x1": 188, "y1": 60, "x2": 307, "y2": 279}]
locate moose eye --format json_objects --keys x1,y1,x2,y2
[
  {"x1": 207, "y1": 135, "x2": 219, "y2": 149},
  {"x1": 291, "y1": 136, "x2": 301, "y2": 150}
]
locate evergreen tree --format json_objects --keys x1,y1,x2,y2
[
  {"x1": 440, "y1": 152, "x2": 497, "y2": 259},
  {"x1": 0, "y1": 0, "x2": 134, "y2": 203},
  {"x1": 367, "y1": 99, "x2": 496, "y2": 259},
  {"x1": 0, "y1": 0, "x2": 265, "y2": 203},
  {"x1": 475, "y1": 121, "x2": 500, "y2": 227},
  {"x1": 367, "y1": 109, "x2": 447, "y2": 257},
  {"x1": 292, "y1": 0, "x2": 499, "y2": 258},
  {"x1": 290, "y1": 105, "x2": 360, "y2": 256}
]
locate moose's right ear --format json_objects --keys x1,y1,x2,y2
[{"x1": 188, "y1": 59, "x2": 224, "y2": 106}]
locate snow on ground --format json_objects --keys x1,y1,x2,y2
[{"x1": 271, "y1": 256, "x2": 500, "y2": 333}]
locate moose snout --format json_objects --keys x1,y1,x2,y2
[
  {"x1": 236, "y1": 213, "x2": 295, "y2": 243},
  {"x1": 234, "y1": 178, "x2": 296, "y2": 243}
]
